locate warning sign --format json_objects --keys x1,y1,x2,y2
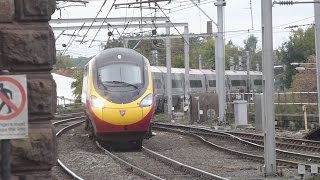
[{"x1": 0, "y1": 75, "x2": 28, "y2": 139}]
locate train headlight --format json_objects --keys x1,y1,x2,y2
[
  {"x1": 140, "y1": 93, "x2": 153, "y2": 107},
  {"x1": 91, "y1": 95, "x2": 105, "y2": 108}
]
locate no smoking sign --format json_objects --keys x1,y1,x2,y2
[{"x1": 0, "y1": 75, "x2": 28, "y2": 139}]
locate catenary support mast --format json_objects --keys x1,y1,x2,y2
[{"x1": 261, "y1": 0, "x2": 277, "y2": 175}]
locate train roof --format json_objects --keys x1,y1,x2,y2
[
  {"x1": 225, "y1": 70, "x2": 262, "y2": 76},
  {"x1": 151, "y1": 66, "x2": 262, "y2": 76},
  {"x1": 94, "y1": 48, "x2": 148, "y2": 66}
]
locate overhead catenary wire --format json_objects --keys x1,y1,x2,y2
[
  {"x1": 89, "y1": 0, "x2": 116, "y2": 47},
  {"x1": 80, "y1": 0, "x2": 108, "y2": 44}
]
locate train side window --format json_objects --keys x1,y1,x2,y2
[
  {"x1": 254, "y1": 79, "x2": 262, "y2": 85},
  {"x1": 190, "y1": 80, "x2": 202, "y2": 88},
  {"x1": 172, "y1": 80, "x2": 183, "y2": 88},
  {"x1": 208, "y1": 80, "x2": 216, "y2": 87},
  {"x1": 153, "y1": 79, "x2": 162, "y2": 89},
  {"x1": 231, "y1": 80, "x2": 246, "y2": 86}
]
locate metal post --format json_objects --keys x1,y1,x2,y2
[
  {"x1": 215, "y1": 0, "x2": 226, "y2": 123},
  {"x1": 230, "y1": 57, "x2": 234, "y2": 70},
  {"x1": 239, "y1": 56, "x2": 243, "y2": 71},
  {"x1": 303, "y1": 105, "x2": 308, "y2": 131},
  {"x1": 246, "y1": 51, "x2": 251, "y2": 102},
  {"x1": 184, "y1": 25, "x2": 190, "y2": 113},
  {"x1": 165, "y1": 21, "x2": 172, "y2": 119},
  {"x1": 123, "y1": 39, "x2": 128, "y2": 48},
  {"x1": 0, "y1": 70, "x2": 11, "y2": 180},
  {"x1": 261, "y1": 0, "x2": 277, "y2": 176},
  {"x1": 199, "y1": 54, "x2": 202, "y2": 70},
  {"x1": 1, "y1": 140, "x2": 11, "y2": 180},
  {"x1": 314, "y1": 0, "x2": 320, "y2": 127}
]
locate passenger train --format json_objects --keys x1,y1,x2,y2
[
  {"x1": 82, "y1": 48, "x2": 155, "y2": 149},
  {"x1": 151, "y1": 66, "x2": 263, "y2": 113}
]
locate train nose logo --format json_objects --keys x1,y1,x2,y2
[{"x1": 119, "y1": 110, "x2": 126, "y2": 117}]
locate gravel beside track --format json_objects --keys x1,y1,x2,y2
[
  {"x1": 53, "y1": 121, "x2": 315, "y2": 179},
  {"x1": 114, "y1": 151, "x2": 200, "y2": 179},
  {"x1": 56, "y1": 125, "x2": 143, "y2": 180},
  {"x1": 144, "y1": 130, "x2": 312, "y2": 180},
  {"x1": 144, "y1": 131, "x2": 264, "y2": 179}
]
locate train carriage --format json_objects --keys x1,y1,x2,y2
[{"x1": 82, "y1": 48, "x2": 155, "y2": 149}]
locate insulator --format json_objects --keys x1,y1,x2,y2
[{"x1": 276, "y1": 0, "x2": 294, "y2": 5}]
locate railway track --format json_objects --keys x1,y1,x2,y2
[
  {"x1": 96, "y1": 141, "x2": 227, "y2": 180},
  {"x1": 152, "y1": 122, "x2": 320, "y2": 171},
  {"x1": 53, "y1": 115, "x2": 87, "y2": 180},
  {"x1": 54, "y1": 115, "x2": 227, "y2": 180},
  {"x1": 153, "y1": 122, "x2": 320, "y2": 152}
]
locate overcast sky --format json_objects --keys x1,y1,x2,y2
[{"x1": 52, "y1": 0, "x2": 315, "y2": 57}]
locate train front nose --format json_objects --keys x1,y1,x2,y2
[{"x1": 102, "y1": 107, "x2": 143, "y2": 127}]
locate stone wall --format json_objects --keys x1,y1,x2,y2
[{"x1": 0, "y1": 0, "x2": 56, "y2": 179}]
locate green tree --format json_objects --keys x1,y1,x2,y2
[
  {"x1": 71, "y1": 70, "x2": 83, "y2": 102},
  {"x1": 243, "y1": 35, "x2": 261, "y2": 71},
  {"x1": 278, "y1": 26, "x2": 315, "y2": 88},
  {"x1": 172, "y1": 54, "x2": 184, "y2": 68},
  {"x1": 244, "y1": 34, "x2": 258, "y2": 53},
  {"x1": 225, "y1": 40, "x2": 240, "y2": 70},
  {"x1": 54, "y1": 53, "x2": 73, "y2": 71},
  {"x1": 198, "y1": 37, "x2": 215, "y2": 69}
]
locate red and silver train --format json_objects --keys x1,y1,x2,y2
[{"x1": 82, "y1": 48, "x2": 155, "y2": 148}]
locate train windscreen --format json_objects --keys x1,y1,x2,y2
[{"x1": 98, "y1": 64, "x2": 143, "y2": 85}]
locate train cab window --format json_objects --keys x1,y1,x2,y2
[
  {"x1": 153, "y1": 79, "x2": 162, "y2": 89},
  {"x1": 98, "y1": 64, "x2": 143, "y2": 85},
  {"x1": 208, "y1": 80, "x2": 216, "y2": 87},
  {"x1": 172, "y1": 80, "x2": 183, "y2": 88},
  {"x1": 190, "y1": 80, "x2": 202, "y2": 88},
  {"x1": 231, "y1": 80, "x2": 246, "y2": 86},
  {"x1": 254, "y1": 79, "x2": 262, "y2": 85}
]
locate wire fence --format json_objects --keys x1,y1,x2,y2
[
  {"x1": 226, "y1": 92, "x2": 318, "y2": 113},
  {"x1": 56, "y1": 96, "x2": 83, "y2": 114}
]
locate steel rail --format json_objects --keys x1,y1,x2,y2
[
  {"x1": 96, "y1": 141, "x2": 164, "y2": 180},
  {"x1": 152, "y1": 124, "x2": 319, "y2": 171},
  {"x1": 54, "y1": 117, "x2": 86, "y2": 180},
  {"x1": 54, "y1": 112, "x2": 85, "y2": 119},
  {"x1": 153, "y1": 122, "x2": 320, "y2": 147},
  {"x1": 53, "y1": 116, "x2": 86, "y2": 126},
  {"x1": 142, "y1": 147, "x2": 229, "y2": 180}
]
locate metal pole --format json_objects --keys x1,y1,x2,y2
[
  {"x1": 0, "y1": 70, "x2": 11, "y2": 180},
  {"x1": 215, "y1": 0, "x2": 226, "y2": 123},
  {"x1": 123, "y1": 39, "x2": 128, "y2": 48},
  {"x1": 314, "y1": 0, "x2": 320, "y2": 127},
  {"x1": 184, "y1": 25, "x2": 191, "y2": 113},
  {"x1": 303, "y1": 105, "x2": 308, "y2": 131},
  {"x1": 165, "y1": 21, "x2": 172, "y2": 119},
  {"x1": 230, "y1": 57, "x2": 234, "y2": 70},
  {"x1": 239, "y1": 56, "x2": 243, "y2": 71},
  {"x1": 1, "y1": 140, "x2": 11, "y2": 180},
  {"x1": 199, "y1": 54, "x2": 202, "y2": 70},
  {"x1": 247, "y1": 51, "x2": 251, "y2": 102},
  {"x1": 261, "y1": 0, "x2": 277, "y2": 175}
]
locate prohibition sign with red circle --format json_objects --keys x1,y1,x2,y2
[{"x1": 0, "y1": 76, "x2": 26, "y2": 120}]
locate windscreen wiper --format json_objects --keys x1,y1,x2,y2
[{"x1": 105, "y1": 81, "x2": 138, "y2": 89}]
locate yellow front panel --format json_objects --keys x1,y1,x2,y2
[{"x1": 102, "y1": 107, "x2": 142, "y2": 125}]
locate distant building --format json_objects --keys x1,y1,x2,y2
[{"x1": 52, "y1": 73, "x2": 76, "y2": 105}]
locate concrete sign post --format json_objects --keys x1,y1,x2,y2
[{"x1": 0, "y1": 75, "x2": 28, "y2": 180}]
